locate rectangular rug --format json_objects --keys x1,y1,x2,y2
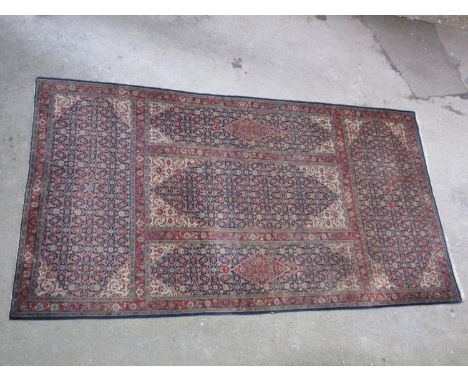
[{"x1": 10, "y1": 78, "x2": 461, "y2": 318}]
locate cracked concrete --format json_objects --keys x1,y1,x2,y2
[
  {"x1": 362, "y1": 16, "x2": 468, "y2": 99},
  {"x1": 0, "y1": 16, "x2": 467, "y2": 365},
  {"x1": 405, "y1": 16, "x2": 468, "y2": 31},
  {"x1": 436, "y1": 24, "x2": 468, "y2": 89}
]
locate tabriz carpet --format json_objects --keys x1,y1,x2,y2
[{"x1": 10, "y1": 78, "x2": 461, "y2": 318}]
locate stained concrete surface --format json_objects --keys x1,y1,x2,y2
[
  {"x1": 436, "y1": 24, "x2": 468, "y2": 89},
  {"x1": 0, "y1": 15, "x2": 468, "y2": 365},
  {"x1": 362, "y1": 16, "x2": 467, "y2": 99},
  {"x1": 406, "y1": 16, "x2": 468, "y2": 31}
]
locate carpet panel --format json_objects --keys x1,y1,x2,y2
[{"x1": 10, "y1": 78, "x2": 461, "y2": 318}]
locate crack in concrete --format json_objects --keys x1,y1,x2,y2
[
  {"x1": 433, "y1": 27, "x2": 468, "y2": 95},
  {"x1": 444, "y1": 105, "x2": 465, "y2": 115},
  {"x1": 358, "y1": 16, "x2": 468, "y2": 101},
  {"x1": 436, "y1": 35, "x2": 468, "y2": 94},
  {"x1": 407, "y1": 92, "x2": 468, "y2": 101},
  {"x1": 358, "y1": 16, "x2": 419, "y2": 99}
]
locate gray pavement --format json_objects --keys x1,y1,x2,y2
[{"x1": 0, "y1": 16, "x2": 467, "y2": 365}]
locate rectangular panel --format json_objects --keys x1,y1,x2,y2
[
  {"x1": 146, "y1": 99, "x2": 337, "y2": 155},
  {"x1": 145, "y1": 154, "x2": 349, "y2": 232},
  {"x1": 146, "y1": 240, "x2": 362, "y2": 300},
  {"x1": 31, "y1": 93, "x2": 136, "y2": 301},
  {"x1": 343, "y1": 117, "x2": 454, "y2": 293},
  {"x1": 10, "y1": 78, "x2": 460, "y2": 318}
]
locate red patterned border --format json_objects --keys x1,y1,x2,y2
[{"x1": 10, "y1": 78, "x2": 461, "y2": 318}]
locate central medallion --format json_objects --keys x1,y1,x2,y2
[
  {"x1": 223, "y1": 118, "x2": 282, "y2": 143},
  {"x1": 233, "y1": 253, "x2": 289, "y2": 286},
  {"x1": 146, "y1": 155, "x2": 349, "y2": 231}
]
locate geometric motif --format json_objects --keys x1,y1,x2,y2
[
  {"x1": 147, "y1": 100, "x2": 336, "y2": 155},
  {"x1": 343, "y1": 118, "x2": 445, "y2": 292},
  {"x1": 33, "y1": 94, "x2": 134, "y2": 299},
  {"x1": 147, "y1": 241, "x2": 361, "y2": 298},
  {"x1": 10, "y1": 78, "x2": 461, "y2": 318},
  {"x1": 146, "y1": 156, "x2": 349, "y2": 231}
]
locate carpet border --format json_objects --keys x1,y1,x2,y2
[
  {"x1": 9, "y1": 76, "x2": 462, "y2": 320},
  {"x1": 9, "y1": 78, "x2": 42, "y2": 319},
  {"x1": 410, "y1": 113, "x2": 462, "y2": 303}
]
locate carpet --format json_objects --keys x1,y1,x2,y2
[{"x1": 10, "y1": 78, "x2": 461, "y2": 318}]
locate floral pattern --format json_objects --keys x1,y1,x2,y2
[
  {"x1": 9, "y1": 78, "x2": 460, "y2": 318},
  {"x1": 147, "y1": 241, "x2": 361, "y2": 298},
  {"x1": 146, "y1": 156, "x2": 348, "y2": 231},
  {"x1": 33, "y1": 93, "x2": 134, "y2": 299},
  {"x1": 147, "y1": 100, "x2": 336, "y2": 154}
]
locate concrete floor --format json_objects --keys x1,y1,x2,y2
[{"x1": 0, "y1": 16, "x2": 467, "y2": 365}]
